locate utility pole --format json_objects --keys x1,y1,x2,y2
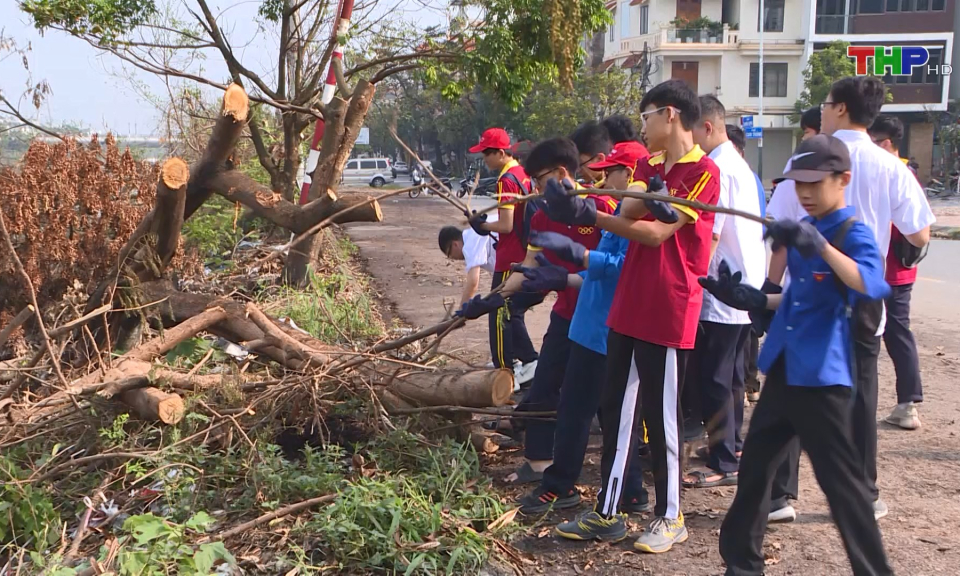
[{"x1": 758, "y1": 0, "x2": 764, "y2": 182}]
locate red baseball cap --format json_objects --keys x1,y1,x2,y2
[
  {"x1": 468, "y1": 128, "x2": 511, "y2": 153},
  {"x1": 588, "y1": 141, "x2": 647, "y2": 171}
]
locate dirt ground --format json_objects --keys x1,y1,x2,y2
[{"x1": 343, "y1": 195, "x2": 960, "y2": 576}]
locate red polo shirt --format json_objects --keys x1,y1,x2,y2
[
  {"x1": 529, "y1": 192, "x2": 618, "y2": 320},
  {"x1": 494, "y1": 160, "x2": 531, "y2": 272},
  {"x1": 607, "y1": 145, "x2": 720, "y2": 349},
  {"x1": 885, "y1": 226, "x2": 918, "y2": 286}
]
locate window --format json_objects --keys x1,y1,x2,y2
[
  {"x1": 377, "y1": 160, "x2": 388, "y2": 169},
  {"x1": 346, "y1": 160, "x2": 357, "y2": 170},
  {"x1": 886, "y1": 0, "x2": 943, "y2": 8},
  {"x1": 883, "y1": 48, "x2": 944, "y2": 85},
  {"x1": 759, "y1": 0, "x2": 785, "y2": 31},
  {"x1": 360, "y1": 160, "x2": 377, "y2": 170},
  {"x1": 857, "y1": 0, "x2": 884, "y2": 12},
  {"x1": 932, "y1": 0, "x2": 944, "y2": 9},
  {"x1": 749, "y1": 63, "x2": 788, "y2": 97},
  {"x1": 620, "y1": 1, "x2": 631, "y2": 38},
  {"x1": 640, "y1": 4, "x2": 649, "y2": 34},
  {"x1": 609, "y1": 11, "x2": 616, "y2": 42}
]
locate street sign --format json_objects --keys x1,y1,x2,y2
[
  {"x1": 357, "y1": 126, "x2": 370, "y2": 145},
  {"x1": 741, "y1": 116, "x2": 754, "y2": 128},
  {"x1": 745, "y1": 126, "x2": 763, "y2": 139}
]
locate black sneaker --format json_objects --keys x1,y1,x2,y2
[
  {"x1": 622, "y1": 493, "x2": 652, "y2": 514},
  {"x1": 518, "y1": 486, "x2": 581, "y2": 515}
]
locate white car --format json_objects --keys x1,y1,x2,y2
[{"x1": 342, "y1": 158, "x2": 394, "y2": 187}]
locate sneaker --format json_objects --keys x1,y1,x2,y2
[
  {"x1": 746, "y1": 390, "x2": 761, "y2": 403},
  {"x1": 768, "y1": 503, "x2": 797, "y2": 524},
  {"x1": 874, "y1": 498, "x2": 889, "y2": 521},
  {"x1": 555, "y1": 510, "x2": 628, "y2": 542},
  {"x1": 514, "y1": 360, "x2": 538, "y2": 386},
  {"x1": 622, "y1": 493, "x2": 652, "y2": 514},
  {"x1": 518, "y1": 486, "x2": 580, "y2": 515},
  {"x1": 633, "y1": 514, "x2": 688, "y2": 554},
  {"x1": 885, "y1": 402, "x2": 921, "y2": 430}
]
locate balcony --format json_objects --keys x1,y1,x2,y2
[{"x1": 612, "y1": 25, "x2": 739, "y2": 59}]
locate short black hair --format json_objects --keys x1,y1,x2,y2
[
  {"x1": 829, "y1": 76, "x2": 886, "y2": 128},
  {"x1": 639, "y1": 79, "x2": 701, "y2": 130},
  {"x1": 438, "y1": 226, "x2": 462, "y2": 253},
  {"x1": 698, "y1": 95, "x2": 726, "y2": 124},
  {"x1": 483, "y1": 147, "x2": 512, "y2": 157},
  {"x1": 570, "y1": 121, "x2": 613, "y2": 156},
  {"x1": 726, "y1": 124, "x2": 746, "y2": 154},
  {"x1": 601, "y1": 115, "x2": 638, "y2": 143},
  {"x1": 868, "y1": 114, "x2": 904, "y2": 148},
  {"x1": 800, "y1": 107, "x2": 821, "y2": 133},
  {"x1": 524, "y1": 137, "x2": 580, "y2": 176}
]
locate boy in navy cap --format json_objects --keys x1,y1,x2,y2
[{"x1": 701, "y1": 134, "x2": 893, "y2": 576}]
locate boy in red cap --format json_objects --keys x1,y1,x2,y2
[
  {"x1": 498, "y1": 137, "x2": 618, "y2": 484},
  {"x1": 467, "y1": 128, "x2": 539, "y2": 382},
  {"x1": 515, "y1": 140, "x2": 650, "y2": 514}
]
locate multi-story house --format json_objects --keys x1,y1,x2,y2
[
  {"x1": 808, "y1": 0, "x2": 955, "y2": 181},
  {"x1": 601, "y1": 0, "x2": 955, "y2": 182}
]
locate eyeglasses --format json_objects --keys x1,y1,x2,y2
[
  {"x1": 531, "y1": 168, "x2": 560, "y2": 187},
  {"x1": 640, "y1": 106, "x2": 671, "y2": 126},
  {"x1": 579, "y1": 154, "x2": 600, "y2": 169},
  {"x1": 820, "y1": 101, "x2": 841, "y2": 112}
]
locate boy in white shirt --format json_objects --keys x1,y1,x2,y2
[{"x1": 439, "y1": 221, "x2": 497, "y2": 307}]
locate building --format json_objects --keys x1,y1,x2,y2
[
  {"x1": 600, "y1": 0, "x2": 805, "y2": 183},
  {"x1": 601, "y1": 0, "x2": 955, "y2": 183},
  {"x1": 806, "y1": 0, "x2": 955, "y2": 182}
]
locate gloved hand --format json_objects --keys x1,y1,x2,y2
[
  {"x1": 749, "y1": 279, "x2": 784, "y2": 336},
  {"x1": 513, "y1": 253, "x2": 570, "y2": 292},
  {"x1": 465, "y1": 210, "x2": 490, "y2": 236},
  {"x1": 698, "y1": 260, "x2": 768, "y2": 311},
  {"x1": 643, "y1": 175, "x2": 679, "y2": 224},
  {"x1": 764, "y1": 219, "x2": 827, "y2": 258},
  {"x1": 455, "y1": 293, "x2": 505, "y2": 320},
  {"x1": 542, "y1": 178, "x2": 597, "y2": 226},
  {"x1": 528, "y1": 230, "x2": 586, "y2": 266}
]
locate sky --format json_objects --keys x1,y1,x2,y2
[{"x1": 0, "y1": 0, "x2": 449, "y2": 135}]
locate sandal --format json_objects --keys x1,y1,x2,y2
[
  {"x1": 506, "y1": 462, "x2": 544, "y2": 484},
  {"x1": 683, "y1": 469, "x2": 738, "y2": 488}
]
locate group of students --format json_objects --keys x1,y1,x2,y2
[{"x1": 437, "y1": 75, "x2": 933, "y2": 574}]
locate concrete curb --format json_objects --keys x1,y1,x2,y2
[{"x1": 931, "y1": 225, "x2": 960, "y2": 240}]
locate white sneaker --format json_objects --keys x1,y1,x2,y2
[
  {"x1": 885, "y1": 402, "x2": 921, "y2": 430},
  {"x1": 768, "y1": 504, "x2": 796, "y2": 523},
  {"x1": 513, "y1": 360, "x2": 538, "y2": 387},
  {"x1": 873, "y1": 498, "x2": 889, "y2": 520}
]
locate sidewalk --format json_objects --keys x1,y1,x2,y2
[{"x1": 931, "y1": 200, "x2": 960, "y2": 239}]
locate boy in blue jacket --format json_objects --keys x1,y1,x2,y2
[
  {"x1": 700, "y1": 135, "x2": 893, "y2": 576},
  {"x1": 513, "y1": 142, "x2": 649, "y2": 516}
]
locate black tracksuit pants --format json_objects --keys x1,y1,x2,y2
[
  {"x1": 743, "y1": 328, "x2": 760, "y2": 396},
  {"x1": 883, "y1": 283, "x2": 923, "y2": 404},
  {"x1": 720, "y1": 358, "x2": 892, "y2": 576},
  {"x1": 596, "y1": 330, "x2": 689, "y2": 519},
  {"x1": 695, "y1": 321, "x2": 749, "y2": 473},
  {"x1": 541, "y1": 341, "x2": 645, "y2": 501},
  {"x1": 515, "y1": 311, "x2": 571, "y2": 461},
  {"x1": 489, "y1": 271, "x2": 540, "y2": 369}
]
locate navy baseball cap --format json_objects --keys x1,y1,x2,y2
[{"x1": 774, "y1": 134, "x2": 851, "y2": 183}]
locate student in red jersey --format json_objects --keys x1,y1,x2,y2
[
  {"x1": 498, "y1": 138, "x2": 618, "y2": 484},
  {"x1": 466, "y1": 128, "x2": 540, "y2": 383},
  {"x1": 571, "y1": 121, "x2": 613, "y2": 186},
  {"x1": 549, "y1": 80, "x2": 720, "y2": 554},
  {"x1": 869, "y1": 115, "x2": 926, "y2": 430}
]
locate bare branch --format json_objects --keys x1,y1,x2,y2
[{"x1": 0, "y1": 95, "x2": 65, "y2": 142}]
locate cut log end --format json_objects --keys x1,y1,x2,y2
[
  {"x1": 370, "y1": 199, "x2": 383, "y2": 223},
  {"x1": 223, "y1": 84, "x2": 249, "y2": 122},
  {"x1": 120, "y1": 387, "x2": 185, "y2": 424},
  {"x1": 160, "y1": 158, "x2": 190, "y2": 189},
  {"x1": 490, "y1": 369, "x2": 514, "y2": 406}
]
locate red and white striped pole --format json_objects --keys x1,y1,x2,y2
[{"x1": 300, "y1": 0, "x2": 355, "y2": 204}]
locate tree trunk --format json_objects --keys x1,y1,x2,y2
[
  {"x1": 119, "y1": 387, "x2": 185, "y2": 424},
  {"x1": 387, "y1": 369, "x2": 514, "y2": 408}
]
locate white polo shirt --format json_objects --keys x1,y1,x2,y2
[
  {"x1": 701, "y1": 140, "x2": 767, "y2": 325},
  {"x1": 462, "y1": 213, "x2": 498, "y2": 274},
  {"x1": 765, "y1": 129, "x2": 935, "y2": 333}
]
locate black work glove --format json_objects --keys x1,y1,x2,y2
[
  {"x1": 513, "y1": 253, "x2": 570, "y2": 292},
  {"x1": 764, "y1": 219, "x2": 826, "y2": 258},
  {"x1": 528, "y1": 230, "x2": 586, "y2": 266},
  {"x1": 893, "y1": 237, "x2": 928, "y2": 269},
  {"x1": 465, "y1": 210, "x2": 490, "y2": 236},
  {"x1": 542, "y1": 178, "x2": 597, "y2": 226},
  {"x1": 643, "y1": 175, "x2": 680, "y2": 224},
  {"x1": 455, "y1": 293, "x2": 505, "y2": 320},
  {"x1": 698, "y1": 260, "x2": 768, "y2": 311},
  {"x1": 748, "y1": 279, "x2": 783, "y2": 337}
]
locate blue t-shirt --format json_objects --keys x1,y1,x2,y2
[
  {"x1": 758, "y1": 207, "x2": 890, "y2": 387},
  {"x1": 567, "y1": 207, "x2": 629, "y2": 355}
]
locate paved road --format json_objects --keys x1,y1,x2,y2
[{"x1": 912, "y1": 239, "x2": 960, "y2": 324}]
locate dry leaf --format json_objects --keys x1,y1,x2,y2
[
  {"x1": 487, "y1": 508, "x2": 519, "y2": 532},
  {"x1": 537, "y1": 526, "x2": 551, "y2": 538}
]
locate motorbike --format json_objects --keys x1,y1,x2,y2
[
  {"x1": 458, "y1": 162, "x2": 498, "y2": 198},
  {"x1": 408, "y1": 169, "x2": 454, "y2": 198}
]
